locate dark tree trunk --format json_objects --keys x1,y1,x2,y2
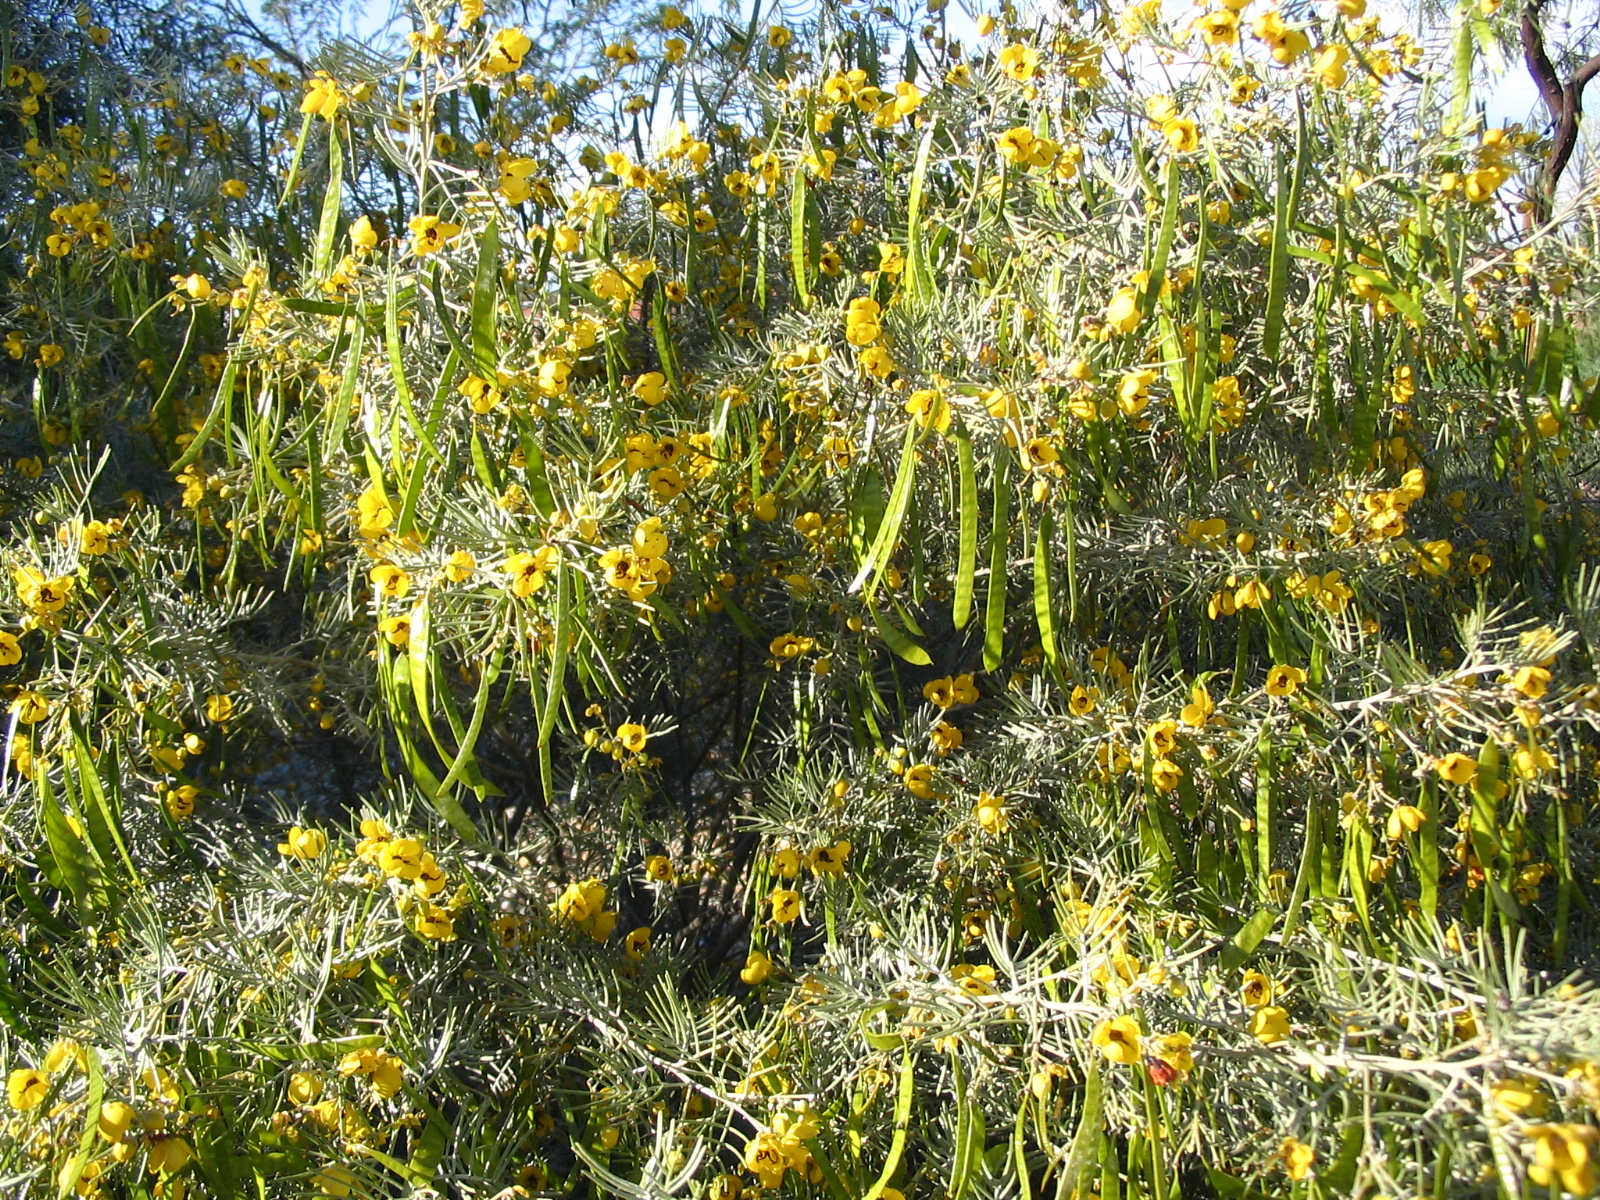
[{"x1": 1521, "y1": 0, "x2": 1600, "y2": 222}]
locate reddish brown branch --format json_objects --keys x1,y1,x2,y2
[
  {"x1": 1521, "y1": 1, "x2": 1564, "y2": 119},
  {"x1": 1521, "y1": 2, "x2": 1600, "y2": 220}
]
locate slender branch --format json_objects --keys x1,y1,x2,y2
[
  {"x1": 1521, "y1": 1, "x2": 1600, "y2": 220},
  {"x1": 1520, "y1": 0, "x2": 1564, "y2": 121},
  {"x1": 219, "y1": 1, "x2": 310, "y2": 73},
  {"x1": 1577, "y1": 53, "x2": 1600, "y2": 90},
  {"x1": 1548, "y1": 83, "x2": 1583, "y2": 200}
]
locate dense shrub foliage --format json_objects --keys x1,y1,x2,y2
[{"x1": 4, "y1": 0, "x2": 1600, "y2": 1196}]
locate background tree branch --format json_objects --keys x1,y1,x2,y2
[{"x1": 1522, "y1": 0, "x2": 1600, "y2": 219}]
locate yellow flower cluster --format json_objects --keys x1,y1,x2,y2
[
  {"x1": 743, "y1": 1106, "x2": 821, "y2": 1189},
  {"x1": 598, "y1": 517, "x2": 673, "y2": 604},
  {"x1": 553, "y1": 878, "x2": 618, "y2": 940}
]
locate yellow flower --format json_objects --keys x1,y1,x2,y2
[
  {"x1": 1180, "y1": 682, "x2": 1214, "y2": 726},
  {"x1": 356, "y1": 486, "x2": 395, "y2": 539},
  {"x1": 205, "y1": 692, "x2": 235, "y2": 723},
  {"x1": 998, "y1": 42, "x2": 1039, "y2": 80},
  {"x1": 355, "y1": 819, "x2": 391, "y2": 860},
  {"x1": 166, "y1": 785, "x2": 198, "y2": 819},
  {"x1": 1279, "y1": 1137, "x2": 1315, "y2": 1181},
  {"x1": 14, "y1": 566, "x2": 76, "y2": 614},
  {"x1": 415, "y1": 903, "x2": 455, "y2": 940},
  {"x1": 457, "y1": 374, "x2": 502, "y2": 414},
  {"x1": 997, "y1": 126, "x2": 1036, "y2": 165},
  {"x1": 624, "y1": 926, "x2": 652, "y2": 958},
  {"x1": 338, "y1": 1048, "x2": 405, "y2": 1099},
  {"x1": 369, "y1": 563, "x2": 410, "y2": 598},
  {"x1": 0, "y1": 630, "x2": 23, "y2": 666},
  {"x1": 744, "y1": 1129, "x2": 796, "y2": 1189},
  {"x1": 1105, "y1": 286, "x2": 1143, "y2": 333},
  {"x1": 604, "y1": 37, "x2": 640, "y2": 64},
  {"x1": 892, "y1": 81, "x2": 922, "y2": 118},
  {"x1": 504, "y1": 546, "x2": 559, "y2": 597},
  {"x1": 1514, "y1": 742, "x2": 1555, "y2": 778},
  {"x1": 903, "y1": 763, "x2": 937, "y2": 799},
  {"x1": 974, "y1": 792, "x2": 1008, "y2": 834},
  {"x1": 1150, "y1": 758, "x2": 1183, "y2": 793},
  {"x1": 537, "y1": 357, "x2": 572, "y2": 396},
  {"x1": 905, "y1": 388, "x2": 951, "y2": 432},
  {"x1": 1491, "y1": 1075, "x2": 1548, "y2": 1121},
  {"x1": 633, "y1": 517, "x2": 669, "y2": 558},
  {"x1": 485, "y1": 27, "x2": 532, "y2": 73},
  {"x1": 414, "y1": 854, "x2": 447, "y2": 897},
  {"x1": 148, "y1": 1137, "x2": 193, "y2": 1174},
  {"x1": 809, "y1": 840, "x2": 851, "y2": 876},
  {"x1": 1194, "y1": 9, "x2": 1239, "y2": 43},
  {"x1": 143, "y1": 1065, "x2": 180, "y2": 1103},
  {"x1": 1464, "y1": 166, "x2": 1509, "y2": 203},
  {"x1": 9, "y1": 690, "x2": 49, "y2": 724},
  {"x1": 1160, "y1": 117, "x2": 1199, "y2": 154},
  {"x1": 7, "y1": 1067, "x2": 49, "y2": 1111},
  {"x1": 1416, "y1": 538, "x2": 1453, "y2": 576},
  {"x1": 97, "y1": 1099, "x2": 136, "y2": 1141},
  {"x1": 769, "y1": 632, "x2": 815, "y2": 659},
  {"x1": 299, "y1": 71, "x2": 342, "y2": 119},
  {"x1": 844, "y1": 296, "x2": 882, "y2": 346},
  {"x1": 287, "y1": 1072, "x2": 322, "y2": 1106},
  {"x1": 1312, "y1": 42, "x2": 1349, "y2": 87},
  {"x1": 1511, "y1": 665, "x2": 1551, "y2": 699},
  {"x1": 1249, "y1": 1004, "x2": 1291, "y2": 1043},
  {"x1": 740, "y1": 950, "x2": 774, "y2": 984},
  {"x1": 769, "y1": 888, "x2": 801, "y2": 924},
  {"x1": 379, "y1": 837, "x2": 425, "y2": 879},
  {"x1": 616, "y1": 723, "x2": 649, "y2": 753},
  {"x1": 443, "y1": 550, "x2": 476, "y2": 583},
  {"x1": 632, "y1": 371, "x2": 668, "y2": 406},
  {"x1": 1146, "y1": 720, "x2": 1178, "y2": 756},
  {"x1": 1264, "y1": 664, "x2": 1306, "y2": 697},
  {"x1": 60, "y1": 1157, "x2": 104, "y2": 1195},
  {"x1": 408, "y1": 215, "x2": 461, "y2": 257},
  {"x1": 1024, "y1": 436, "x2": 1060, "y2": 469},
  {"x1": 377, "y1": 614, "x2": 411, "y2": 647},
  {"x1": 1525, "y1": 1124, "x2": 1598, "y2": 1197},
  {"x1": 859, "y1": 345, "x2": 895, "y2": 378},
  {"x1": 1116, "y1": 368, "x2": 1156, "y2": 416},
  {"x1": 1385, "y1": 805, "x2": 1427, "y2": 839},
  {"x1": 1252, "y1": 10, "x2": 1310, "y2": 63},
  {"x1": 42, "y1": 1041, "x2": 82, "y2": 1075},
  {"x1": 952, "y1": 963, "x2": 997, "y2": 996},
  {"x1": 350, "y1": 214, "x2": 379, "y2": 250},
  {"x1": 1150, "y1": 1030, "x2": 1195, "y2": 1077},
  {"x1": 644, "y1": 855, "x2": 675, "y2": 883},
  {"x1": 277, "y1": 826, "x2": 327, "y2": 859},
  {"x1": 555, "y1": 878, "x2": 609, "y2": 924},
  {"x1": 1436, "y1": 752, "x2": 1477, "y2": 785},
  {"x1": 364, "y1": 1056, "x2": 400, "y2": 1107},
  {"x1": 930, "y1": 720, "x2": 964, "y2": 754},
  {"x1": 1091, "y1": 1015, "x2": 1143, "y2": 1064},
  {"x1": 598, "y1": 547, "x2": 647, "y2": 595}
]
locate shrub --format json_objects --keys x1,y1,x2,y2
[{"x1": 3, "y1": 0, "x2": 1600, "y2": 1196}]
